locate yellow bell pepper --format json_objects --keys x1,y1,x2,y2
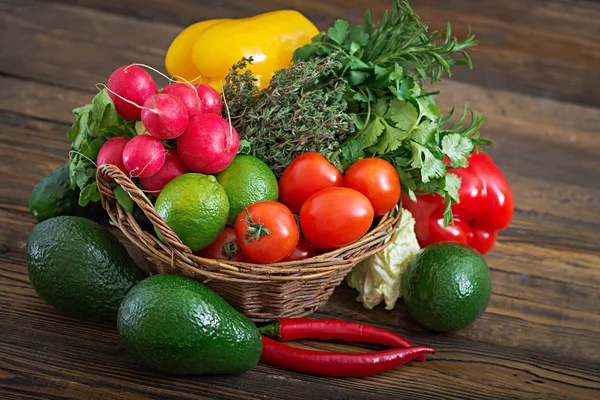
[{"x1": 165, "y1": 10, "x2": 319, "y2": 91}]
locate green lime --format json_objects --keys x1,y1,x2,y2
[
  {"x1": 215, "y1": 155, "x2": 278, "y2": 226},
  {"x1": 154, "y1": 173, "x2": 229, "y2": 252},
  {"x1": 402, "y1": 242, "x2": 492, "y2": 332}
]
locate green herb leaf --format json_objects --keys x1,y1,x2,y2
[
  {"x1": 386, "y1": 99, "x2": 418, "y2": 131},
  {"x1": 328, "y1": 20, "x2": 350, "y2": 45},
  {"x1": 348, "y1": 70, "x2": 367, "y2": 85},
  {"x1": 359, "y1": 117, "x2": 385, "y2": 147},
  {"x1": 410, "y1": 142, "x2": 445, "y2": 182},
  {"x1": 114, "y1": 186, "x2": 134, "y2": 213},
  {"x1": 417, "y1": 97, "x2": 441, "y2": 121},
  {"x1": 340, "y1": 139, "x2": 364, "y2": 169},
  {"x1": 237, "y1": 139, "x2": 251, "y2": 154},
  {"x1": 348, "y1": 24, "x2": 369, "y2": 46},
  {"x1": 371, "y1": 122, "x2": 410, "y2": 155},
  {"x1": 79, "y1": 182, "x2": 100, "y2": 207},
  {"x1": 374, "y1": 65, "x2": 389, "y2": 80},
  {"x1": 442, "y1": 133, "x2": 474, "y2": 168},
  {"x1": 444, "y1": 173, "x2": 461, "y2": 203},
  {"x1": 411, "y1": 120, "x2": 437, "y2": 144},
  {"x1": 372, "y1": 98, "x2": 389, "y2": 116}
]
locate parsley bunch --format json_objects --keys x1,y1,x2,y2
[{"x1": 294, "y1": 0, "x2": 492, "y2": 224}]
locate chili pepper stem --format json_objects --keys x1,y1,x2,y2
[{"x1": 258, "y1": 320, "x2": 280, "y2": 339}]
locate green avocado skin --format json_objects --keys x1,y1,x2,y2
[
  {"x1": 402, "y1": 242, "x2": 492, "y2": 332},
  {"x1": 26, "y1": 216, "x2": 146, "y2": 321},
  {"x1": 29, "y1": 163, "x2": 84, "y2": 222},
  {"x1": 117, "y1": 274, "x2": 262, "y2": 375}
]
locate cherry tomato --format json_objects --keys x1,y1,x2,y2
[
  {"x1": 343, "y1": 158, "x2": 401, "y2": 216},
  {"x1": 197, "y1": 228, "x2": 250, "y2": 262},
  {"x1": 300, "y1": 187, "x2": 374, "y2": 250},
  {"x1": 283, "y1": 238, "x2": 316, "y2": 261},
  {"x1": 235, "y1": 201, "x2": 299, "y2": 263},
  {"x1": 279, "y1": 152, "x2": 343, "y2": 214}
]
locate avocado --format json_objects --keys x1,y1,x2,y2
[
  {"x1": 26, "y1": 216, "x2": 146, "y2": 321},
  {"x1": 29, "y1": 162, "x2": 84, "y2": 222},
  {"x1": 117, "y1": 274, "x2": 262, "y2": 375},
  {"x1": 402, "y1": 242, "x2": 492, "y2": 332}
]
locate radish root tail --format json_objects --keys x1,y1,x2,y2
[
  {"x1": 69, "y1": 150, "x2": 98, "y2": 167},
  {"x1": 220, "y1": 80, "x2": 233, "y2": 153},
  {"x1": 129, "y1": 148, "x2": 168, "y2": 179}
]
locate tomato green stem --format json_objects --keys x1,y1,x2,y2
[{"x1": 242, "y1": 207, "x2": 271, "y2": 243}]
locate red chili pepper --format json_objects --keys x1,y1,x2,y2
[
  {"x1": 259, "y1": 318, "x2": 425, "y2": 362},
  {"x1": 260, "y1": 336, "x2": 434, "y2": 377}
]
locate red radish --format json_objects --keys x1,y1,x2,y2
[
  {"x1": 161, "y1": 83, "x2": 203, "y2": 117},
  {"x1": 194, "y1": 84, "x2": 223, "y2": 115},
  {"x1": 141, "y1": 93, "x2": 189, "y2": 140},
  {"x1": 140, "y1": 150, "x2": 188, "y2": 195},
  {"x1": 122, "y1": 135, "x2": 166, "y2": 178},
  {"x1": 97, "y1": 137, "x2": 129, "y2": 180},
  {"x1": 107, "y1": 65, "x2": 157, "y2": 120},
  {"x1": 177, "y1": 114, "x2": 239, "y2": 174}
]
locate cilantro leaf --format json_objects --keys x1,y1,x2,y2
[
  {"x1": 348, "y1": 24, "x2": 369, "y2": 46},
  {"x1": 374, "y1": 65, "x2": 389, "y2": 80},
  {"x1": 411, "y1": 120, "x2": 437, "y2": 144},
  {"x1": 417, "y1": 96, "x2": 441, "y2": 121},
  {"x1": 348, "y1": 70, "x2": 367, "y2": 85},
  {"x1": 386, "y1": 99, "x2": 418, "y2": 131},
  {"x1": 372, "y1": 98, "x2": 388, "y2": 116},
  {"x1": 328, "y1": 20, "x2": 349, "y2": 45},
  {"x1": 340, "y1": 139, "x2": 364, "y2": 168},
  {"x1": 444, "y1": 173, "x2": 461, "y2": 203},
  {"x1": 371, "y1": 121, "x2": 409, "y2": 155},
  {"x1": 237, "y1": 139, "x2": 251, "y2": 154},
  {"x1": 294, "y1": 43, "x2": 319, "y2": 61},
  {"x1": 359, "y1": 117, "x2": 385, "y2": 147},
  {"x1": 410, "y1": 142, "x2": 446, "y2": 182},
  {"x1": 442, "y1": 133, "x2": 474, "y2": 168}
]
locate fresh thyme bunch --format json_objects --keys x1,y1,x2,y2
[{"x1": 223, "y1": 56, "x2": 354, "y2": 177}]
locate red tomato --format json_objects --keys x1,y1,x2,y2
[
  {"x1": 283, "y1": 238, "x2": 316, "y2": 261},
  {"x1": 343, "y1": 158, "x2": 401, "y2": 216},
  {"x1": 197, "y1": 228, "x2": 250, "y2": 262},
  {"x1": 279, "y1": 152, "x2": 343, "y2": 214},
  {"x1": 300, "y1": 187, "x2": 374, "y2": 250},
  {"x1": 235, "y1": 201, "x2": 299, "y2": 263}
]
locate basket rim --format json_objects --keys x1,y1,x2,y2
[{"x1": 96, "y1": 163, "x2": 403, "y2": 281}]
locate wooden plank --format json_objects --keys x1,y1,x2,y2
[
  {"x1": 1, "y1": 250, "x2": 599, "y2": 400},
  {"x1": 46, "y1": 0, "x2": 600, "y2": 107}
]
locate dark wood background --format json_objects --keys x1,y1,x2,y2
[{"x1": 1, "y1": 0, "x2": 599, "y2": 398}]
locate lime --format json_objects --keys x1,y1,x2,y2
[
  {"x1": 215, "y1": 155, "x2": 278, "y2": 226},
  {"x1": 402, "y1": 242, "x2": 492, "y2": 332},
  {"x1": 154, "y1": 173, "x2": 229, "y2": 252}
]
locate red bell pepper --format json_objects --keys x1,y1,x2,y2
[{"x1": 402, "y1": 152, "x2": 514, "y2": 254}]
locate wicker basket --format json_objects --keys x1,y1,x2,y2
[{"x1": 97, "y1": 164, "x2": 402, "y2": 321}]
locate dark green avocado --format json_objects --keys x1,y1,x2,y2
[
  {"x1": 117, "y1": 274, "x2": 262, "y2": 375},
  {"x1": 26, "y1": 216, "x2": 146, "y2": 321},
  {"x1": 29, "y1": 162, "x2": 84, "y2": 222}
]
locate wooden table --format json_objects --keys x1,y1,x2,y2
[{"x1": 1, "y1": 0, "x2": 599, "y2": 398}]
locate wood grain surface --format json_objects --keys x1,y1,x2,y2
[{"x1": 1, "y1": 0, "x2": 599, "y2": 399}]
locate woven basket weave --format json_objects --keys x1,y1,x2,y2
[{"x1": 97, "y1": 164, "x2": 402, "y2": 321}]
